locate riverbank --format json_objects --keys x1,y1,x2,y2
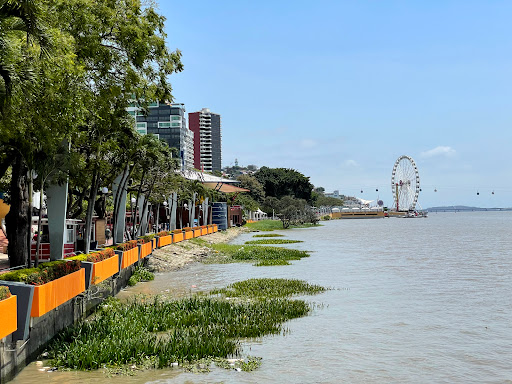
[{"x1": 147, "y1": 226, "x2": 250, "y2": 272}]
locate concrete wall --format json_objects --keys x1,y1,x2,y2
[{"x1": 0, "y1": 260, "x2": 145, "y2": 383}]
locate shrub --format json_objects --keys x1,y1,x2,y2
[
  {"x1": 322, "y1": 215, "x2": 331, "y2": 220},
  {"x1": 182, "y1": 227, "x2": 193, "y2": 232},
  {"x1": 0, "y1": 286, "x2": 11, "y2": 301},
  {"x1": 116, "y1": 240, "x2": 138, "y2": 251},
  {"x1": 172, "y1": 229, "x2": 183, "y2": 234},
  {"x1": 127, "y1": 266, "x2": 154, "y2": 286},
  {"x1": 0, "y1": 260, "x2": 81, "y2": 286},
  {"x1": 66, "y1": 248, "x2": 115, "y2": 263},
  {"x1": 156, "y1": 231, "x2": 170, "y2": 237},
  {"x1": 137, "y1": 234, "x2": 155, "y2": 244}
]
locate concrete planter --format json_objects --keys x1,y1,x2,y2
[
  {"x1": 30, "y1": 269, "x2": 86, "y2": 317},
  {"x1": 173, "y1": 232, "x2": 184, "y2": 243},
  {"x1": 116, "y1": 246, "x2": 139, "y2": 270},
  {"x1": 81, "y1": 255, "x2": 120, "y2": 290},
  {"x1": 138, "y1": 242, "x2": 152, "y2": 259},
  {"x1": 157, "y1": 234, "x2": 173, "y2": 248},
  {"x1": 0, "y1": 295, "x2": 17, "y2": 340}
]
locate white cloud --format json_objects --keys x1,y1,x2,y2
[
  {"x1": 343, "y1": 159, "x2": 358, "y2": 167},
  {"x1": 421, "y1": 146, "x2": 456, "y2": 158}
]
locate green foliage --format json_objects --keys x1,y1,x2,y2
[
  {"x1": 236, "y1": 174, "x2": 265, "y2": 203},
  {"x1": 0, "y1": 260, "x2": 81, "y2": 285},
  {"x1": 254, "y1": 167, "x2": 314, "y2": 202},
  {"x1": 244, "y1": 239, "x2": 303, "y2": 245},
  {"x1": 245, "y1": 220, "x2": 284, "y2": 231},
  {"x1": 211, "y1": 278, "x2": 326, "y2": 298},
  {"x1": 208, "y1": 243, "x2": 309, "y2": 266},
  {"x1": 128, "y1": 266, "x2": 154, "y2": 286},
  {"x1": 322, "y1": 215, "x2": 331, "y2": 220},
  {"x1": 137, "y1": 234, "x2": 155, "y2": 244},
  {"x1": 67, "y1": 248, "x2": 115, "y2": 263},
  {"x1": 252, "y1": 233, "x2": 284, "y2": 237},
  {"x1": 116, "y1": 240, "x2": 138, "y2": 252},
  {"x1": 48, "y1": 277, "x2": 326, "y2": 371},
  {"x1": 315, "y1": 195, "x2": 344, "y2": 207},
  {"x1": 0, "y1": 286, "x2": 11, "y2": 301}
]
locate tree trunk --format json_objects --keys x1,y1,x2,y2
[
  {"x1": 6, "y1": 155, "x2": 30, "y2": 268},
  {"x1": 26, "y1": 171, "x2": 33, "y2": 268},
  {"x1": 84, "y1": 169, "x2": 100, "y2": 254},
  {"x1": 35, "y1": 180, "x2": 44, "y2": 267}
]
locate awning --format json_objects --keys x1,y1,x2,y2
[{"x1": 203, "y1": 183, "x2": 250, "y2": 193}]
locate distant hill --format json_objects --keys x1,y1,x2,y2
[{"x1": 427, "y1": 206, "x2": 512, "y2": 212}]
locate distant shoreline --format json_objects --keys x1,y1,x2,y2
[{"x1": 427, "y1": 206, "x2": 512, "y2": 212}]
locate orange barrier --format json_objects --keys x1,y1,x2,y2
[
  {"x1": 0, "y1": 295, "x2": 17, "y2": 339},
  {"x1": 120, "y1": 247, "x2": 139, "y2": 269},
  {"x1": 173, "y1": 232, "x2": 184, "y2": 243},
  {"x1": 158, "y1": 234, "x2": 173, "y2": 248},
  {"x1": 31, "y1": 269, "x2": 85, "y2": 317},
  {"x1": 139, "y1": 242, "x2": 152, "y2": 259},
  {"x1": 92, "y1": 255, "x2": 119, "y2": 285}
]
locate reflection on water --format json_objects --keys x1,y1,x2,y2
[{"x1": 13, "y1": 212, "x2": 512, "y2": 383}]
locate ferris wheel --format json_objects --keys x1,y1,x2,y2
[{"x1": 391, "y1": 155, "x2": 420, "y2": 211}]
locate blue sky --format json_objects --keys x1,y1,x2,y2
[{"x1": 159, "y1": 1, "x2": 512, "y2": 208}]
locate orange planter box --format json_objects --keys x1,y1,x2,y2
[
  {"x1": 0, "y1": 295, "x2": 17, "y2": 339},
  {"x1": 207, "y1": 226, "x2": 213, "y2": 234},
  {"x1": 31, "y1": 269, "x2": 85, "y2": 317},
  {"x1": 173, "y1": 232, "x2": 184, "y2": 243},
  {"x1": 92, "y1": 255, "x2": 119, "y2": 285},
  {"x1": 121, "y1": 247, "x2": 139, "y2": 269},
  {"x1": 192, "y1": 228, "x2": 201, "y2": 238},
  {"x1": 139, "y1": 242, "x2": 152, "y2": 258},
  {"x1": 184, "y1": 231, "x2": 194, "y2": 240},
  {"x1": 200, "y1": 226, "x2": 208, "y2": 236},
  {"x1": 213, "y1": 224, "x2": 218, "y2": 232},
  {"x1": 158, "y1": 235, "x2": 173, "y2": 248}
]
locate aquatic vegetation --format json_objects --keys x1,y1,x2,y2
[
  {"x1": 211, "y1": 278, "x2": 326, "y2": 298},
  {"x1": 127, "y1": 266, "x2": 155, "y2": 286},
  {"x1": 47, "y1": 288, "x2": 316, "y2": 371},
  {"x1": 207, "y1": 244, "x2": 309, "y2": 266},
  {"x1": 252, "y1": 234, "x2": 285, "y2": 238},
  {"x1": 244, "y1": 239, "x2": 303, "y2": 245},
  {"x1": 246, "y1": 220, "x2": 320, "y2": 232}
]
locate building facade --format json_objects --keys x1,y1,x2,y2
[
  {"x1": 188, "y1": 108, "x2": 222, "y2": 172},
  {"x1": 129, "y1": 102, "x2": 195, "y2": 170}
]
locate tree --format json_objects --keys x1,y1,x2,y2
[
  {"x1": 52, "y1": 0, "x2": 183, "y2": 253},
  {"x1": 254, "y1": 167, "x2": 314, "y2": 202},
  {"x1": 236, "y1": 174, "x2": 265, "y2": 204}
]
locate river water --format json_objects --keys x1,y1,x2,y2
[{"x1": 13, "y1": 212, "x2": 512, "y2": 383}]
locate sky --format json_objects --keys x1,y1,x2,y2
[{"x1": 158, "y1": 1, "x2": 512, "y2": 208}]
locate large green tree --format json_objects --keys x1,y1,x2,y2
[{"x1": 254, "y1": 166, "x2": 314, "y2": 202}]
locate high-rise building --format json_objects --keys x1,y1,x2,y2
[
  {"x1": 188, "y1": 108, "x2": 222, "y2": 172},
  {"x1": 129, "y1": 101, "x2": 195, "y2": 170}
]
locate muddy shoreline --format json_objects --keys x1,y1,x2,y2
[{"x1": 147, "y1": 226, "x2": 250, "y2": 273}]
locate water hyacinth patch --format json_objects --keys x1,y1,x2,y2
[
  {"x1": 47, "y1": 279, "x2": 322, "y2": 371},
  {"x1": 252, "y1": 234, "x2": 285, "y2": 238},
  {"x1": 207, "y1": 244, "x2": 309, "y2": 266},
  {"x1": 244, "y1": 239, "x2": 303, "y2": 245},
  {"x1": 128, "y1": 266, "x2": 155, "y2": 286},
  {"x1": 211, "y1": 278, "x2": 326, "y2": 299}
]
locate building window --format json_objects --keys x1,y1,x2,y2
[
  {"x1": 171, "y1": 116, "x2": 180, "y2": 120},
  {"x1": 171, "y1": 122, "x2": 181, "y2": 127},
  {"x1": 158, "y1": 122, "x2": 171, "y2": 128},
  {"x1": 148, "y1": 101, "x2": 159, "y2": 108},
  {"x1": 136, "y1": 122, "x2": 147, "y2": 135}
]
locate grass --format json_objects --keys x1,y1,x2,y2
[
  {"x1": 252, "y1": 234, "x2": 284, "y2": 238},
  {"x1": 244, "y1": 239, "x2": 303, "y2": 245},
  {"x1": 47, "y1": 278, "x2": 326, "y2": 372},
  {"x1": 207, "y1": 244, "x2": 309, "y2": 266}
]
